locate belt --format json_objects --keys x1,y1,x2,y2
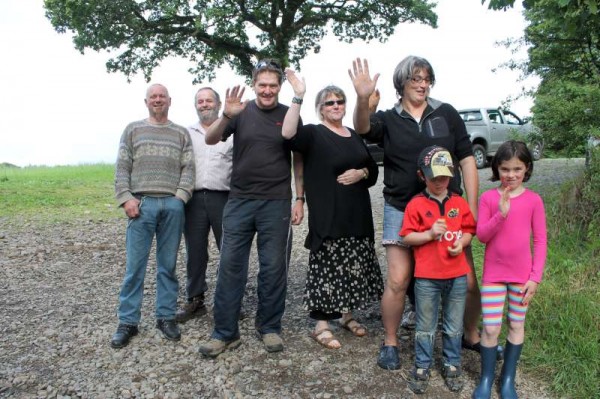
[{"x1": 193, "y1": 189, "x2": 229, "y2": 193}]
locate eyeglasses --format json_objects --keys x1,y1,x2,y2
[
  {"x1": 410, "y1": 76, "x2": 432, "y2": 85},
  {"x1": 322, "y1": 99, "x2": 346, "y2": 107},
  {"x1": 255, "y1": 60, "x2": 282, "y2": 71}
]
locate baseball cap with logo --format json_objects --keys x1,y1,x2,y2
[{"x1": 418, "y1": 145, "x2": 455, "y2": 179}]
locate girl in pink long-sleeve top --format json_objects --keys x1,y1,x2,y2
[{"x1": 472, "y1": 141, "x2": 547, "y2": 399}]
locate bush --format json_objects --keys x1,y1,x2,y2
[
  {"x1": 532, "y1": 79, "x2": 600, "y2": 157},
  {"x1": 528, "y1": 152, "x2": 600, "y2": 398}
]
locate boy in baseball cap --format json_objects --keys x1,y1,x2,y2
[{"x1": 400, "y1": 145, "x2": 477, "y2": 394}]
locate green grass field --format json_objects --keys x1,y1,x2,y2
[
  {"x1": 0, "y1": 164, "x2": 120, "y2": 222},
  {"x1": 1, "y1": 160, "x2": 598, "y2": 397}
]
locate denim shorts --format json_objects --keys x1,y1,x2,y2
[{"x1": 382, "y1": 201, "x2": 409, "y2": 247}]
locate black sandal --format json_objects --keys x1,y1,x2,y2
[
  {"x1": 461, "y1": 336, "x2": 482, "y2": 353},
  {"x1": 462, "y1": 335, "x2": 504, "y2": 360}
]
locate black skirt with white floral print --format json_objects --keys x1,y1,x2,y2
[{"x1": 303, "y1": 236, "x2": 383, "y2": 314}]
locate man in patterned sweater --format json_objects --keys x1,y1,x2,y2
[{"x1": 111, "y1": 83, "x2": 195, "y2": 349}]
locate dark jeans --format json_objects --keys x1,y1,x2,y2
[
  {"x1": 183, "y1": 190, "x2": 229, "y2": 300},
  {"x1": 211, "y1": 198, "x2": 292, "y2": 341}
]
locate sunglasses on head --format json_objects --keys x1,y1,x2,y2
[
  {"x1": 255, "y1": 60, "x2": 282, "y2": 71},
  {"x1": 322, "y1": 99, "x2": 346, "y2": 107}
]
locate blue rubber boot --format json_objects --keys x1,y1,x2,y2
[
  {"x1": 472, "y1": 345, "x2": 498, "y2": 399},
  {"x1": 499, "y1": 341, "x2": 523, "y2": 399}
]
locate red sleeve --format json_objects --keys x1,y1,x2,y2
[{"x1": 400, "y1": 199, "x2": 422, "y2": 237}]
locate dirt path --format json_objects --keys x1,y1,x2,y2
[{"x1": 0, "y1": 158, "x2": 583, "y2": 398}]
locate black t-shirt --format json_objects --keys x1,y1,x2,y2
[
  {"x1": 223, "y1": 101, "x2": 296, "y2": 199},
  {"x1": 288, "y1": 124, "x2": 378, "y2": 251}
]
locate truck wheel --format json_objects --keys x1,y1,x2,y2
[
  {"x1": 530, "y1": 141, "x2": 543, "y2": 161},
  {"x1": 472, "y1": 144, "x2": 487, "y2": 169}
]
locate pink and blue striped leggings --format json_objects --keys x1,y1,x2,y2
[{"x1": 481, "y1": 283, "x2": 529, "y2": 326}]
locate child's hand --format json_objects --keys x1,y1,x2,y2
[
  {"x1": 447, "y1": 240, "x2": 463, "y2": 256},
  {"x1": 521, "y1": 280, "x2": 538, "y2": 305},
  {"x1": 499, "y1": 186, "x2": 511, "y2": 217},
  {"x1": 429, "y1": 218, "x2": 447, "y2": 240}
]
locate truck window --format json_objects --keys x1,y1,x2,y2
[
  {"x1": 503, "y1": 111, "x2": 522, "y2": 125},
  {"x1": 488, "y1": 110, "x2": 501, "y2": 124},
  {"x1": 459, "y1": 111, "x2": 482, "y2": 122}
]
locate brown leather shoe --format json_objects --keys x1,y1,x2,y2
[{"x1": 175, "y1": 295, "x2": 207, "y2": 323}]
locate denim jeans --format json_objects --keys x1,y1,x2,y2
[
  {"x1": 118, "y1": 196, "x2": 185, "y2": 325},
  {"x1": 414, "y1": 275, "x2": 467, "y2": 369},
  {"x1": 211, "y1": 198, "x2": 292, "y2": 341},
  {"x1": 183, "y1": 190, "x2": 228, "y2": 299}
]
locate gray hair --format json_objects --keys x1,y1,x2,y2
[
  {"x1": 314, "y1": 85, "x2": 346, "y2": 120},
  {"x1": 392, "y1": 56, "x2": 436, "y2": 97},
  {"x1": 194, "y1": 87, "x2": 221, "y2": 104},
  {"x1": 252, "y1": 59, "x2": 284, "y2": 85}
]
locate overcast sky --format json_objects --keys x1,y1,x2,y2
[{"x1": 0, "y1": 0, "x2": 536, "y2": 167}]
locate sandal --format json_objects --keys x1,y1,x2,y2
[
  {"x1": 461, "y1": 336, "x2": 482, "y2": 353},
  {"x1": 341, "y1": 318, "x2": 367, "y2": 337},
  {"x1": 310, "y1": 328, "x2": 341, "y2": 349}
]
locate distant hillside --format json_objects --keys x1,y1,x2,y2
[{"x1": 0, "y1": 162, "x2": 20, "y2": 168}]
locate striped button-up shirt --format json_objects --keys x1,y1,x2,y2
[{"x1": 188, "y1": 122, "x2": 233, "y2": 191}]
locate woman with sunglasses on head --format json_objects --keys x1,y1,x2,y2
[
  {"x1": 349, "y1": 56, "x2": 482, "y2": 374},
  {"x1": 282, "y1": 69, "x2": 383, "y2": 350}
]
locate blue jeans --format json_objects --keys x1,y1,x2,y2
[
  {"x1": 414, "y1": 275, "x2": 467, "y2": 369},
  {"x1": 212, "y1": 198, "x2": 292, "y2": 341},
  {"x1": 382, "y1": 201, "x2": 408, "y2": 247},
  {"x1": 118, "y1": 196, "x2": 185, "y2": 325}
]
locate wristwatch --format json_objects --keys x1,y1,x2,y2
[
  {"x1": 295, "y1": 196, "x2": 305, "y2": 202},
  {"x1": 292, "y1": 97, "x2": 303, "y2": 105}
]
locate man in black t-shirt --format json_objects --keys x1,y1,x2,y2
[{"x1": 199, "y1": 60, "x2": 304, "y2": 357}]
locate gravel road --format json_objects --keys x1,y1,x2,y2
[{"x1": 0, "y1": 158, "x2": 584, "y2": 399}]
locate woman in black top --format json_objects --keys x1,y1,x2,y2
[
  {"x1": 349, "y1": 56, "x2": 481, "y2": 371},
  {"x1": 282, "y1": 69, "x2": 383, "y2": 349}
]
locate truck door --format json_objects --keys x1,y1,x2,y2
[{"x1": 487, "y1": 109, "x2": 511, "y2": 154}]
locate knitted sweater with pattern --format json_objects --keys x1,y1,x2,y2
[{"x1": 115, "y1": 119, "x2": 195, "y2": 206}]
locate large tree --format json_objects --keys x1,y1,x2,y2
[
  {"x1": 485, "y1": 0, "x2": 599, "y2": 155},
  {"x1": 485, "y1": 0, "x2": 599, "y2": 82},
  {"x1": 44, "y1": 0, "x2": 437, "y2": 82}
]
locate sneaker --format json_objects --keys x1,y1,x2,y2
[
  {"x1": 110, "y1": 324, "x2": 138, "y2": 348},
  {"x1": 258, "y1": 332, "x2": 284, "y2": 353},
  {"x1": 198, "y1": 338, "x2": 241, "y2": 358},
  {"x1": 442, "y1": 364, "x2": 463, "y2": 392},
  {"x1": 175, "y1": 294, "x2": 207, "y2": 323},
  {"x1": 377, "y1": 344, "x2": 400, "y2": 370},
  {"x1": 156, "y1": 319, "x2": 181, "y2": 341},
  {"x1": 408, "y1": 367, "x2": 430, "y2": 394}
]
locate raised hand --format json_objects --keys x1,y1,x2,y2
[
  {"x1": 368, "y1": 89, "x2": 381, "y2": 114},
  {"x1": 499, "y1": 186, "x2": 511, "y2": 218},
  {"x1": 223, "y1": 85, "x2": 247, "y2": 117},
  {"x1": 285, "y1": 68, "x2": 306, "y2": 98},
  {"x1": 348, "y1": 58, "x2": 380, "y2": 99}
]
